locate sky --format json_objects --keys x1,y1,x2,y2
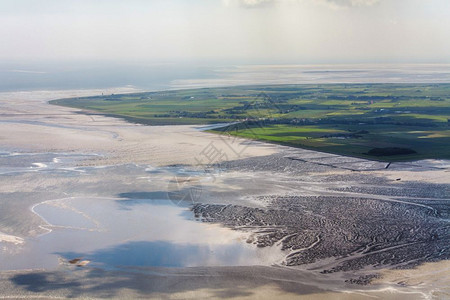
[{"x1": 1, "y1": 0, "x2": 450, "y2": 64}]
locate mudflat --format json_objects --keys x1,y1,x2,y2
[{"x1": 0, "y1": 90, "x2": 448, "y2": 299}]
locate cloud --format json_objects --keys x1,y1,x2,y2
[
  {"x1": 224, "y1": 0, "x2": 380, "y2": 8},
  {"x1": 322, "y1": 0, "x2": 380, "y2": 7},
  {"x1": 223, "y1": 0, "x2": 274, "y2": 8}
]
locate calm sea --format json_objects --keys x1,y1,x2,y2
[{"x1": 1, "y1": 61, "x2": 450, "y2": 92}]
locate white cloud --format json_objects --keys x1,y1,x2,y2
[
  {"x1": 223, "y1": 0, "x2": 274, "y2": 8},
  {"x1": 324, "y1": 0, "x2": 380, "y2": 7},
  {"x1": 224, "y1": 0, "x2": 380, "y2": 8}
]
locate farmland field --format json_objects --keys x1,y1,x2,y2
[{"x1": 51, "y1": 84, "x2": 450, "y2": 161}]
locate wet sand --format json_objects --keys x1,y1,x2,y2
[
  {"x1": 0, "y1": 89, "x2": 276, "y2": 167},
  {"x1": 0, "y1": 89, "x2": 449, "y2": 299}
]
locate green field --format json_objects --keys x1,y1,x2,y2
[{"x1": 50, "y1": 84, "x2": 450, "y2": 161}]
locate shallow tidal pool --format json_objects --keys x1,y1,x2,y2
[{"x1": 2, "y1": 196, "x2": 282, "y2": 270}]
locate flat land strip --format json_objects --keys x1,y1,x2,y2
[{"x1": 51, "y1": 84, "x2": 450, "y2": 161}]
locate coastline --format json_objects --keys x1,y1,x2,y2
[{"x1": 0, "y1": 88, "x2": 448, "y2": 299}]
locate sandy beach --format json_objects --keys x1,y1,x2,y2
[{"x1": 0, "y1": 89, "x2": 449, "y2": 299}]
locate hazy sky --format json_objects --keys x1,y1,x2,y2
[{"x1": 1, "y1": 0, "x2": 449, "y2": 64}]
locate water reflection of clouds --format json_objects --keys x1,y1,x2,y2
[
  {"x1": 57, "y1": 240, "x2": 257, "y2": 268},
  {"x1": 7, "y1": 196, "x2": 271, "y2": 270}
]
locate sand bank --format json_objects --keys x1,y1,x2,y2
[
  {"x1": 0, "y1": 232, "x2": 24, "y2": 245},
  {"x1": 0, "y1": 89, "x2": 276, "y2": 167}
]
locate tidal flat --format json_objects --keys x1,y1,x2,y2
[{"x1": 0, "y1": 89, "x2": 448, "y2": 299}]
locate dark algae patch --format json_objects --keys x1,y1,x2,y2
[{"x1": 366, "y1": 147, "x2": 417, "y2": 157}]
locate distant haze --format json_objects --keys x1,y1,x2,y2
[
  {"x1": 1, "y1": 0, "x2": 450, "y2": 64},
  {"x1": 1, "y1": 62, "x2": 450, "y2": 92}
]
